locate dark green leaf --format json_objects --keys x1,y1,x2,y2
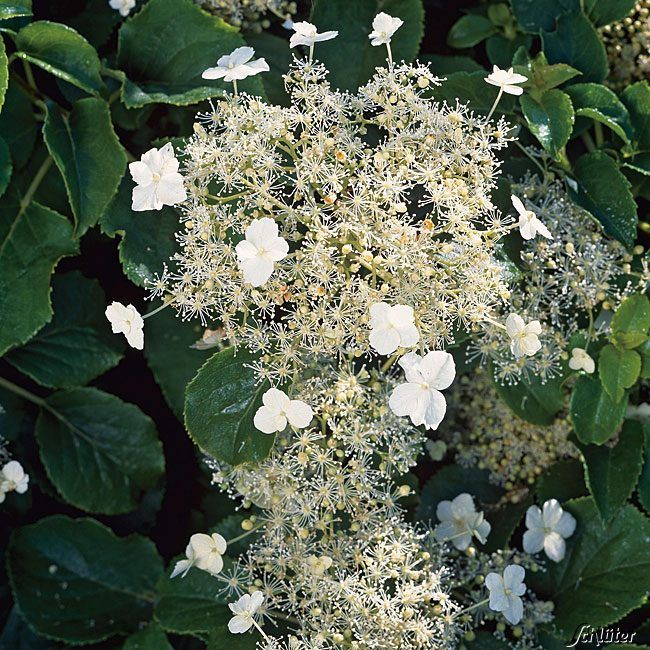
[
  {"x1": 536, "y1": 459, "x2": 588, "y2": 503},
  {"x1": 431, "y1": 70, "x2": 515, "y2": 116},
  {"x1": 598, "y1": 344, "x2": 641, "y2": 402},
  {"x1": 124, "y1": 622, "x2": 173, "y2": 650},
  {"x1": 466, "y1": 632, "x2": 510, "y2": 649},
  {"x1": 420, "y1": 54, "x2": 484, "y2": 74},
  {"x1": 570, "y1": 375, "x2": 627, "y2": 444},
  {"x1": 0, "y1": 31, "x2": 7, "y2": 112},
  {"x1": 570, "y1": 151, "x2": 637, "y2": 248},
  {"x1": 43, "y1": 98, "x2": 126, "y2": 237},
  {"x1": 0, "y1": 192, "x2": 77, "y2": 357},
  {"x1": 34, "y1": 387, "x2": 164, "y2": 514},
  {"x1": 0, "y1": 81, "x2": 37, "y2": 169},
  {"x1": 493, "y1": 372, "x2": 565, "y2": 425},
  {"x1": 0, "y1": 135, "x2": 11, "y2": 197},
  {"x1": 245, "y1": 31, "x2": 292, "y2": 106},
  {"x1": 309, "y1": 0, "x2": 424, "y2": 91},
  {"x1": 482, "y1": 497, "x2": 532, "y2": 553},
  {"x1": 144, "y1": 305, "x2": 214, "y2": 418},
  {"x1": 5, "y1": 272, "x2": 123, "y2": 388},
  {"x1": 7, "y1": 515, "x2": 163, "y2": 644},
  {"x1": 584, "y1": 0, "x2": 638, "y2": 26},
  {"x1": 68, "y1": 0, "x2": 120, "y2": 49},
  {"x1": 520, "y1": 89, "x2": 574, "y2": 158},
  {"x1": 0, "y1": 0, "x2": 31, "y2": 20},
  {"x1": 117, "y1": 0, "x2": 262, "y2": 107},
  {"x1": 0, "y1": 606, "x2": 55, "y2": 649},
  {"x1": 542, "y1": 11, "x2": 608, "y2": 83},
  {"x1": 566, "y1": 83, "x2": 635, "y2": 145},
  {"x1": 184, "y1": 346, "x2": 273, "y2": 465},
  {"x1": 639, "y1": 340, "x2": 650, "y2": 379},
  {"x1": 621, "y1": 81, "x2": 650, "y2": 152},
  {"x1": 447, "y1": 15, "x2": 496, "y2": 48},
  {"x1": 640, "y1": 422, "x2": 650, "y2": 513},
  {"x1": 623, "y1": 152, "x2": 650, "y2": 177},
  {"x1": 611, "y1": 293, "x2": 650, "y2": 349},
  {"x1": 485, "y1": 34, "x2": 532, "y2": 69},
  {"x1": 576, "y1": 421, "x2": 644, "y2": 523},
  {"x1": 15, "y1": 21, "x2": 103, "y2": 95},
  {"x1": 510, "y1": 0, "x2": 579, "y2": 32}
]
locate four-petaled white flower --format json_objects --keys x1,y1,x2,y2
[
  {"x1": 389, "y1": 351, "x2": 456, "y2": 430},
  {"x1": 108, "y1": 0, "x2": 135, "y2": 17},
  {"x1": 306, "y1": 555, "x2": 333, "y2": 576},
  {"x1": 0, "y1": 461, "x2": 29, "y2": 503},
  {"x1": 512, "y1": 195, "x2": 552, "y2": 241},
  {"x1": 228, "y1": 591, "x2": 264, "y2": 634},
  {"x1": 485, "y1": 65, "x2": 528, "y2": 96},
  {"x1": 105, "y1": 302, "x2": 144, "y2": 350},
  {"x1": 434, "y1": 493, "x2": 491, "y2": 550},
  {"x1": 505, "y1": 313, "x2": 542, "y2": 358},
  {"x1": 523, "y1": 499, "x2": 576, "y2": 562},
  {"x1": 369, "y1": 302, "x2": 419, "y2": 355},
  {"x1": 202, "y1": 47, "x2": 269, "y2": 83},
  {"x1": 254, "y1": 388, "x2": 313, "y2": 434},
  {"x1": 289, "y1": 21, "x2": 338, "y2": 49},
  {"x1": 129, "y1": 142, "x2": 187, "y2": 212},
  {"x1": 235, "y1": 217, "x2": 289, "y2": 287},
  {"x1": 171, "y1": 532, "x2": 228, "y2": 578},
  {"x1": 569, "y1": 347, "x2": 595, "y2": 374},
  {"x1": 485, "y1": 565, "x2": 526, "y2": 625},
  {"x1": 368, "y1": 12, "x2": 404, "y2": 45}
]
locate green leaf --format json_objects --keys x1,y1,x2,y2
[
  {"x1": 493, "y1": 372, "x2": 565, "y2": 425},
  {"x1": 0, "y1": 31, "x2": 8, "y2": 113},
  {"x1": 598, "y1": 344, "x2": 641, "y2": 402},
  {"x1": 0, "y1": 192, "x2": 77, "y2": 357},
  {"x1": 184, "y1": 346, "x2": 273, "y2": 465},
  {"x1": 144, "y1": 305, "x2": 214, "y2": 418},
  {"x1": 640, "y1": 422, "x2": 650, "y2": 513},
  {"x1": 43, "y1": 98, "x2": 126, "y2": 237},
  {"x1": 124, "y1": 622, "x2": 173, "y2": 650},
  {"x1": 566, "y1": 83, "x2": 635, "y2": 145},
  {"x1": 420, "y1": 54, "x2": 484, "y2": 74},
  {"x1": 611, "y1": 293, "x2": 650, "y2": 349},
  {"x1": 576, "y1": 421, "x2": 645, "y2": 523},
  {"x1": 7, "y1": 516, "x2": 163, "y2": 644},
  {"x1": 0, "y1": 135, "x2": 11, "y2": 197},
  {"x1": 0, "y1": 606, "x2": 54, "y2": 649},
  {"x1": 309, "y1": 0, "x2": 424, "y2": 91},
  {"x1": 485, "y1": 33, "x2": 533, "y2": 69},
  {"x1": 542, "y1": 11, "x2": 608, "y2": 84},
  {"x1": 15, "y1": 21, "x2": 103, "y2": 95},
  {"x1": 244, "y1": 31, "x2": 292, "y2": 106},
  {"x1": 539, "y1": 498, "x2": 650, "y2": 635},
  {"x1": 510, "y1": 0, "x2": 579, "y2": 32},
  {"x1": 623, "y1": 152, "x2": 650, "y2": 177},
  {"x1": 68, "y1": 0, "x2": 121, "y2": 49},
  {"x1": 621, "y1": 81, "x2": 650, "y2": 152},
  {"x1": 570, "y1": 151, "x2": 637, "y2": 248},
  {"x1": 584, "y1": 0, "x2": 638, "y2": 26},
  {"x1": 466, "y1": 632, "x2": 510, "y2": 649},
  {"x1": 639, "y1": 340, "x2": 650, "y2": 379},
  {"x1": 155, "y1": 559, "x2": 230, "y2": 634},
  {"x1": 447, "y1": 15, "x2": 496, "y2": 48},
  {"x1": 520, "y1": 89, "x2": 574, "y2": 158},
  {"x1": 117, "y1": 0, "x2": 262, "y2": 108},
  {"x1": 536, "y1": 459, "x2": 588, "y2": 503},
  {"x1": 4, "y1": 271, "x2": 123, "y2": 388},
  {"x1": 0, "y1": 0, "x2": 31, "y2": 20},
  {"x1": 34, "y1": 387, "x2": 164, "y2": 514},
  {"x1": 0, "y1": 81, "x2": 37, "y2": 169},
  {"x1": 570, "y1": 375, "x2": 627, "y2": 444}
]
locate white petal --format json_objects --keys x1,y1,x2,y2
[
  {"x1": 369, "y1": 326, "x2": 401, "y2": 355},
  {"x1": 525, "y1": 505, "x2": 543, "y2": 530},
  {"x1": 286, "y1": 400, "x2": 314, "y2": 428},
  {"x1": 265, "y1": 237, "x2": 289, "y2": 262},
  {"x1": 131, "y1": 184, "x2": 158, "y2": 212},
  {"x1": 502, "y1": 595, "x2": 524, "y2": 624},
  {"x1": 510, "y1": 195, "x2": 526, "y2": 217},
  {"x1": 503, "y1": 564, "x2": 525, "y2": 590},
  {"x1": 254, "y1": 405, "x2": 287, "y2": 434},
  {"x1": 125, "y1": 325, "x2": 144, "y2": 350},
  {"x1": 422, "y1": 389, "x2": 447, "y2": 430},
  {"x1": 505, "y1": 313, "x2": 524, "y2": 338},
  {"x1": 240, "y1": 257, "x2": 274, "y2": 287},
  {"x1": 555, "y1": 511, "x2": 577, "y2": 539},
  {"x1": 170, "y1": 559, "x2": 192, "y2": 579},
  {"x1": 451, "y1": 493, "x2": 476, "y2": 518},
  {"x1": 129, "y1": 161, "x2": 154, "y2": 186},
  {"x1": 419, "y1": 351, "x2": 456, "y2": 390},
  {"x1": 2, "y1": 461, "x2": 24, "y2": 483},
  {"x1": 436, "y1": 499, "x2": 453, "y2": 522},
  {"x1": 544, "y1": 532, "x2": 566, "y2": 562},
  {"x1": 212, "y1": 533, "x2": 227, "y2": 555},
  {"x1": 249, "y1": 590, "x2": 264, "y2": 611},
  {"x1": 202, "y1": 66, "x2": 227, "y2": 80},
  {"x1": 433, "y1": 521, "x2": 457, "y2": 542},
  {"x1": 262, "y1": 387, "x2": 290, "y2": 412},
  {"x1": 228, "y1": 615, "x2": 253, "y2": 634},
  {"x1": 522, "y1": 529, "x2": 545, "y2": 554},
  {"x1": 235, "y1": 239, "x2": 258, "y2": 261},
  {"x1": 156, "y1": 176, "x2": 187, "y2": 207}
]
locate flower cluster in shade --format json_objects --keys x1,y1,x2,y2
[
  {"x1": 194, "y1": 0, "x2": 297, "y2": 32},
  {"x1": 0, "y1": 460, "x2": 29, "y2": 503}
]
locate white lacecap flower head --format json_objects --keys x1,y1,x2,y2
[
  {"x1": 235, "y1": 217, "x2": 289, "y2": 287},
  {"x1": 105, "y1": 301, "x2": 144, "y2": 350},
  {"x1": 228, "y1": 590, "x2": 264, "y2": 634},
  {"x1": 202, "y1": 46, "x2": 270, "y2": 83},
  {"x1": 484, "y1": 65, "x2": 528, "y2": 95},
  {"x1": 485, "y1": 564, "x2": 526, "y2": 624},
  {"x1": 129, "y1": 142, "x2": 187, "y2": 212},
  {"x1": 434, "y1": 493, "x2": 491, "y2": 550},
  {"x1": 368, "y1": 302, "x2": 419, "y2": 355},
  {"x1": 505, "y1": 313, "x2": 542, "y2": 358},
  {"x1": 568, "y1": 347, "x2": 595, "y2": 374},
  {"x1": 254, "y1": 387, "x2": 313, "y2": 434},
  {"x1": 389, "y1": 351, "x2": 455, "y2": 430},
  {"x1": 523, "y1": 499, "x2": 576, "y2": 562},
  {"x1": 0, "y1": 460, "x2": 29, "y2": 495},
  {"x1": 108, "y1": 0, "x2": 135, "y2": 17},
  {"x1": 289, "y1": 21, "x2": 338, "y2": 48},
  {"x1": 511, "y1": 195, "x2": 552, "y2": 241},
  {"x1": 368, "y1": 12, "x2": 404, "y2": 46},
  {"x1": 171, "y1": 532, "x2": 228, "y2": 578}
]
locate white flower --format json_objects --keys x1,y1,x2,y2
[
  {"x1": 306, "y1": 555, "x2": 333, "y2": 576},
  {"x1": 0, "y1": 461, "x2": 29, "y2": 495},
  {"x1": 484, "y1": 65, "x2": 528, "y2": 96},
  {"x1": 569, "y1": 347, "x2": 595, "y2": 374},
  {"x1": 108, "y1": 0, "x2": 135, "y2": 17},
  {"x1": 505, "y1": 313, "x2": 542, "y2": 358},
  {"x1": 129, "y1": 143, "x2": 187, "y2": 212},
  {"x1": 105, "y1": 302, "x2": 144, "y2": 350},
  {"x1": 511, "y1": 195, "x2": 552, "y2": 240},
  {"x1": 235, "y1": 217, "x2": 289, "y2": 287},
  {"x1": 388, "y1": 351, "x2": 456, "y2": 430},
  {"x1": 627, "y1": 402, "x2": 650, "y2": 421},
  {"x1": 289, "y1": 21, "x2": 338, "y2": 48},
  {"x1": 171, "y1": 532, "x2": 228, "y2": 578},
  {"x1": 368, "y1": 302, "x2": 419, "y2": 355},
  {"x1": 434, "y1": 493, "x2": 491, "y2": 550},
  {"x1": 254, "y1": 388, "x2": 313, "y2": 434},
  {"x1": 228, "y1": 591, "x2": 264, "y2": 634},
  {"x1": 486, "y1": 565, "x2": 526, "y2": 624},
  {"x1": 523, "y1": 499, "x2": 576, "y2": 562},
  {"x1": 202, "y1": 47, "x2": 269, "y2": 83},
  {"x1": 368, "y1": 12, "x2": 403, "y2": 46}
]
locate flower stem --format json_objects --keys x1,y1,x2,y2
[
  {"x1": 226, "y1": 523, "x2": 265, "y2": 545},
  {"x1": 486, "y1": 88, "x2": 503, "y2": 121},
  {"x1": 142, "y1": 302, "x2": 169, "y2": 320},
  {"x1": 452, "y1": 597, "x2": 490, "y2": 619},
  {"x1": 252, "y1": 618, "x2": 271, "y2": 642},
  {"x1": 386, "y1": 43, "x2": 394, "y2": 71},
  {"x1": 18, "y1": 156, "x2": 53, "y2": 219}
]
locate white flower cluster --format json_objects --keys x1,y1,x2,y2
[
  {"x1": 0, "y1": 460, "x2": 29, "y2": 503},
  {"x1": 195, "y1": 0, "x2": 297, "y2": 31}
]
